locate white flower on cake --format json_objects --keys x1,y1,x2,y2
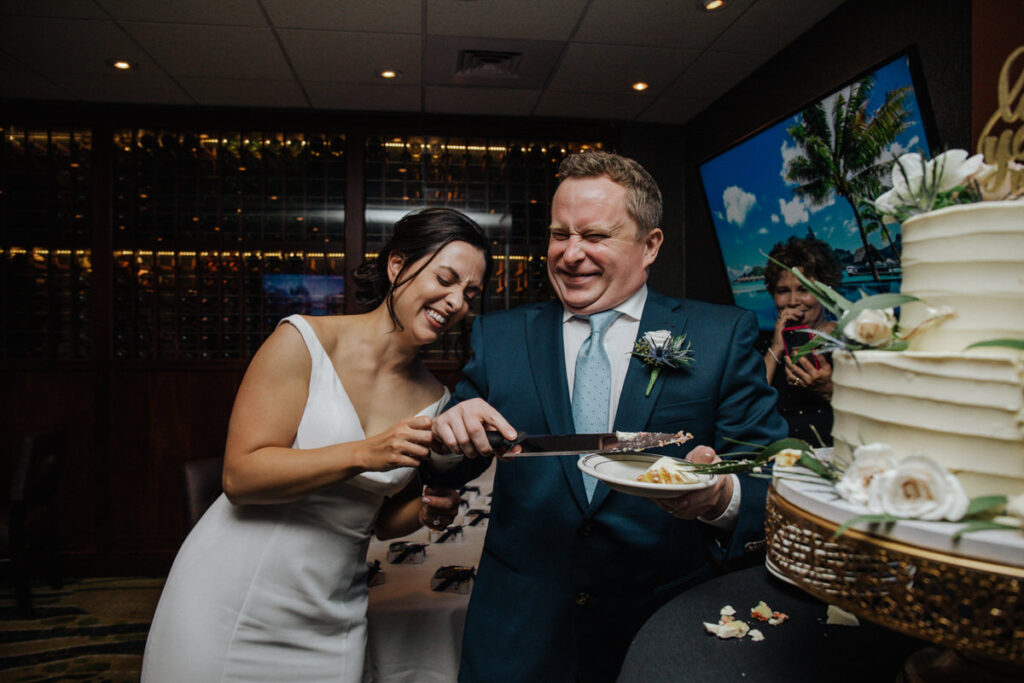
[
  {"x1": 1006, "y1": 493, "x2": 1024, "y2": 519},
  {"x1": 842, "y1": 308, "x2": 897, "y2": 347},
  {"x1": 772, "y1": 448, "x2": 802, "y2": 468},
  {"x1": 865, "y1": 454, "x2": 969, "y2": 522},
  {"x1": 835, "y1": 443, "x2": 897, "y2": 507},
  {"x1": 874, "y1": 149, "x2": 987, "y2": 220}
]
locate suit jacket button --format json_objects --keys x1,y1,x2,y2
[
  {"x1": 580, "y1": 522, "x2": 593, "y2": 536},
  {"x1": 575, "y1": 592, "x2": 590, "y2": 606}
]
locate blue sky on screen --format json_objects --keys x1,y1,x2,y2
[{"x1": 699, "y1": 54, "x2": 931, "y2": 288}]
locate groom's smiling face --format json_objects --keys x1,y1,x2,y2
[{"x1": 547, "y1": 176, "x2": 662, "y2": 315}]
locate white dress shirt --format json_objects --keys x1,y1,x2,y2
[{"x1": 561, "y1": 285, "x2": 740, "y2": 528}]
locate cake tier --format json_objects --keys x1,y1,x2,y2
[
  {"x1": 899, "y1": 200, "x2": 1024, "y2": 352},
  {"x1": 771, "y1": 474, "x2": 1024, "y2": 568},
  {"x1": 831, "y1": 350, "x2": 1024, "y2": 499}
]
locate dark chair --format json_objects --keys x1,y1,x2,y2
[
  {"x1": 1, "y1": 428, "x2": 66, "y2": 617},
  {"x1": 183, "y1": 456, "x2": 224, "y2": 529}
]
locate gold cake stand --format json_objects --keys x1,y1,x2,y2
[{"x1": 765, "y1": 486, "x2": 1023, "y2": 680}]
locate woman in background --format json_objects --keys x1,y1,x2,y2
[
  {"x1": 142, "y1": 208, "x2": 491, "y2": 682},
  {"x1": 758, "y1": 235, "x2": 842, "y2": 446}
]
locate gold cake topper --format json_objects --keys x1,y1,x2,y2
[{"x1": 975, "y1": 45, "x2": 1024, "y2": 198}]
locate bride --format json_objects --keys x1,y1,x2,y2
[{"x1": 142, "y1": 208, "x2": 491, "y2": 682}]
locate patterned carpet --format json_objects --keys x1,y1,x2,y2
[{"x1": 0, "y1": 577, "x2": 164, "y2": 682}]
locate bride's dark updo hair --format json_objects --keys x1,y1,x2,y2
[{"x1": 353, "y1": 207, "x2": 493, "y2": 328}]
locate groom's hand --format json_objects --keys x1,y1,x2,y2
[
  {"x1": 653, "y1": 446, "x2": 734, "y2": 520},
  {"x1": 433, "y1": 398, "x2": 520, "y2": 459}
]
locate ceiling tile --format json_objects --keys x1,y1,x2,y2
[
  {"x1": 123, "y1": 22, "x2": 293, "y2": 79},
  {"x1": 549, "y1": 43, "x2": 699, "y2": 95},
  {"x1": 534, "y1": 90, "x2": 650, "y2": 121},
  {"x1": 424, "y1": 85, "x2": 540, "y2": 116},
  {"x1": 0, "y1": 17, "x2": 158, "y2": 75},
  {"x1": 637, "y1": 96, "x2": 713, "y2": 125},
  {"x1": 0, "y1": 70, "x2": 77, "y2": 100},
  {"x1": 95, "y1": 0, "x2": 267, "y2": 26},
  {"x1": 575, "y1": 0, "x2": 755, "y2": 50},
  {"x1": 665, "y1": 50, "x2": 767, "y2": 101},
  {"x1": 262, "y1": 0, "x2": 421, "y2": 32},
  {"x1": 280, "y1": 29, "x2": 421, "y2": 83},
  {"x1": 179, "y1": 77, "x2": 308, "y2": 108},
  {"x1": 710, "y1": 0, "x2": 845, "y2": 55},
  {"x1": 304, "y1": 81, "x2": 421, "y2": 111},
  {"x1": 48, "y1": 72, "x2": 193, "y2": 104},
  {"x1": 427, "y1": 0, "x2": 587, "y2": 41},
  {"x1": 0, "y1": 0, "x2": 105, "y2": 19}
]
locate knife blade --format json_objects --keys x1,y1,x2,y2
[{"x1": 489, "y1": 430, "x2": 692, "y2": 456}]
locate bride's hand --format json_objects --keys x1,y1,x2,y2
[{"x1": 360, "y1": 416, "x2": 434, "y2": 472}]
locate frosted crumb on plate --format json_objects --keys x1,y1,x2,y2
[
  {"x1": 750, "y1": 600, "x2": 772, "y2": 621},
  {"x1": 826, "y1": 604, "x2": 860, "y2": 626},
  {"x1": 704, "y1": 619, "x2": 750, "y2": 639},
  {"x1": 708, "y1": 602, "x2": 787, "y2": 640}
]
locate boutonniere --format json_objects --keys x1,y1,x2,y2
[{"x1": 631, "y1": 330, "x2": 694, "y2": 397}]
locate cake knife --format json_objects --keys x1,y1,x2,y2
[{"x1": 487, "y1": 430, "x2": 693, "y2": 456}]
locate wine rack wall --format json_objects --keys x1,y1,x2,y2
[
  {"x1": 2, "y1": 123, "x2": 602, "y2": 363},
  {"x1": 0, "y1": 127, "x2": 93, "y2": 359}
]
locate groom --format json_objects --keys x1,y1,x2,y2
[{"x1": 433, "y1": 151, "x2": 786, "y2": 682}]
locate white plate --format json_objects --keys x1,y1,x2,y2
[{"x1": 577, "y1": 453, "x2": 717, "y2": 499}]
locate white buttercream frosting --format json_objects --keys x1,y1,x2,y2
[{"x1": 830, "y1": 202, "x2": 1024, "y2": 501}]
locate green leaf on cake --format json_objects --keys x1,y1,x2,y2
[
  {"x1": 792, "y1": 335, "x2": 829, "y2": 362},
  {"x1": 951, "y1": 520, "x2": 1018, "y2": 540},
  {"x1": 845, "y1": 293, "x2": 918, "y2": 316},
  {"x1": 833, "y1": 513, "x2": 899, "y2": 539},
  {"x1": 965, "y1": 339, "x2": 1024, "y2": 351},
  {"x1": 964, "y1": 494, "x2": 1008, "y2": 517},
  {"x1": 797, "y1": 452, "x2": 836, "y2": 479}
]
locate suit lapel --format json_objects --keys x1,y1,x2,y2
[
  {"x1": 525, "y1": 302, "x2": 590, "y2": 510},
  {"x1": 589, "y1": 290, "x2": 686, "y2": 511}
]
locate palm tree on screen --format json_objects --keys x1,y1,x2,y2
[{"x1": 785, "y1": 77, "x2": 911, "y2": 281}]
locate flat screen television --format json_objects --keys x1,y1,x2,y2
[
  {"x1": 262, "y1": 274, "x2": 345, "y2": 316},
  {"x1": 698, "y1": 49, "x2": 939, "y2": 330}
]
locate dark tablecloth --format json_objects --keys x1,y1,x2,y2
[{"x1": 618, "y1": 565, "x2": 928, "y2": 682}]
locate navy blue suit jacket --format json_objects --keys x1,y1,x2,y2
[{"x1": 452, "y1": 289, "x2": 786, "y2": 682}]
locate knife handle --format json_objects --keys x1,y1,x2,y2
[{"x1": 486, "y1": 430, "x2": 527, "y2": 450}]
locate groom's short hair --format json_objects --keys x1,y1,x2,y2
[{"x1": 557, "y1": 151, "x2": 663, "y2": 238}]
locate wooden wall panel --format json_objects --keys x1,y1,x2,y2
[
  {"x1": 1, "y1": 369, "x2": 100, "y2": 554},
  {"x1": 108, "y1": 368, "x2": 243, "y2": 558}
]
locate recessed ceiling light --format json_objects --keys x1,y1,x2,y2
[
  {"x1": 106, "y1": 58, "x2": 137, "y2": 71},
  {"x1": 632, "y1": 82, "x2": 649, "y2": 92},
  {"x1": 378, "y1": 69, "x2": 403, "y2": 79},
  {"x1": 699, "y1": 0, "x2": 726, "y2": 11}
]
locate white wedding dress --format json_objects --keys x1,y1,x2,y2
[{"x1": 141, "y1": 315, "x2": 450, "y2": 682}]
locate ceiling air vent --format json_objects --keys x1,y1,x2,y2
[{"x1": 455, "y1": 50, "x2": 522, "y2": 79}]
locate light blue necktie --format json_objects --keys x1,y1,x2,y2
[{"x1": 572, "y1": 310, "x2": 620, "y2": 502}]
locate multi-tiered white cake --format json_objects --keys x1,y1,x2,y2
[{"x1": 830, "y1": 201, "x2": 1024, "y2": 499}]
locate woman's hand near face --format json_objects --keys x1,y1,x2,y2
[{"x1": 772, "y1": 306, "x2": 802, "y2": 353}]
